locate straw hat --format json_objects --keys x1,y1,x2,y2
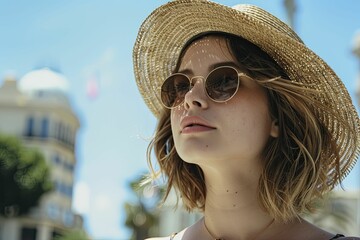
[{"x1": 133, "y1": 0, "x2": 360, "y2": 186}]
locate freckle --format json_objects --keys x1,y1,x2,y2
[
  {"x1": 206, "y1": 145, "x2": 208, "y2": 148},
  {"x1": 235, "y1": 191, "x2": 238, "y2": 194},
  {"x1": 233, "y1": 204, "x2": 236, "y2": 207},
  {"x1": 226, "y1": 190, "x2": 229, "y2": 192}
]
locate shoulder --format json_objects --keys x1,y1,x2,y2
[
  {"x1": 286, "y1": 218, "x2": 359, "y2": 240},
  {"x1": 146, "y1": 238, "x2": 170, "y2": 240},
  {"x1": 145, "y1": 227, "x2": 188, "y2": 240},
  {"x1": 146, "y1": 238, "x2": 169, "y2": 240},
  {"x1": 146, "y1": 217, "x2": 204, "y2": 240}
]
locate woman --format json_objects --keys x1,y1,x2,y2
[{"x1": 133, "y1": 1, "x2": 360, "y2": 239}]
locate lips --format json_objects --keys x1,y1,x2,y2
[{"x1": 180, "y1": 116, "x2": 216, "y2": 134}]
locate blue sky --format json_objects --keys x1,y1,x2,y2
[{"x1": 0, "y1": 0, "x2": 359, "y2": 239}]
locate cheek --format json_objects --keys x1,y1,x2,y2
[
  {"x1": 170, "y1": 107, "x2": 186, "y2": 127},
  {"x1": 170, "y1": 106, "x2": 187, "y2": 139},
  {"x1": 225, "y1": 100, "x2": 273, "y2": 149}
]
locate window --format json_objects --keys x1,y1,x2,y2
[
  {"x1": 52, "y1": 154, "x2": 61, "y2": 165},
  {"x1": 52, "y1": 231, "x2": 63, "y2": 240},
  {"x1": 47, "y1": 203, "x2": 60, "y2": 220},
  {"x1": 25, "y1": 117, "x2": 34, "y2": 137},
  {"x1": 69, "y1": 163, "x2": 74, "y2": 172},
  {"x1": 63, "y1": 210, "x2": 74, "y2": 226},
  {"x1": 21, "y1": 227, "x2": 37, "y2": 240},
  {"x1": 67, "y1": 185, "x2": 73, "y2": 198},
  {"x1": 58, "y1": 122, "x2": 63, "y2": 141},
  {"x1": 41, "y1": 117, "x2": 49, "y2": 138},
  {"x1": 60, "y1": 183, "x2": 68, "y2": 196},
  {"x1": 53, "y1": 180, "x2": 60, "y2": 192},
  {"x1": 51, "y1": 121, "x2": 58, "y2": 139},
  {"x1": 63, "y1": 161, "x2": 74, "y2": 172}
]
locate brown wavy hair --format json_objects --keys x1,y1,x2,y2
[{"x1": 146, "y1": 33, "x2": 341, "y2": 221}]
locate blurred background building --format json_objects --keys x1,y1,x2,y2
[
  {"x1": 0, "y1": 68, "x2": 83, "y2": 240},
  {"x1": 306, "y1": 190, "x2": 360, "y2": 236}
]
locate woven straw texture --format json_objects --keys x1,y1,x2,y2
[{"x1": 133, "y1": 0, "x2": 360, "y2": 189}]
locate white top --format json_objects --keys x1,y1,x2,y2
[{"x1": 146, "y1": 227, "x2": 188, "y2": 240}]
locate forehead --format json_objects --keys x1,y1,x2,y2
[
  {"x1": 187, "y1": 35, "x2": 223, "y2": 49},
  {"x1": 179, "y1": 35, "x2": 238, "y2": 72}
]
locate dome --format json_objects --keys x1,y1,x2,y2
[{"x1": 19, "y1": 68, "x2": 69, "y2": 94}]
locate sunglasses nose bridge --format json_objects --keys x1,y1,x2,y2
[{"x1": 189, "y1": 75, "x2": 205, "y2": 88}]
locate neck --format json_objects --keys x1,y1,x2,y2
[{"x1": 201, "y1": 167, "x2": 276, "y2": 240}]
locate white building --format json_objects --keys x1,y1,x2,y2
[
  {"x1": 306, "y1": 190, "x2": 360, "y2": 236},
  {"x1": 157, "y1": 189, "x2": 201, "y2": 237},
  {"x1": 0, "y1": 68, "x2": 82, "y2": 240}
]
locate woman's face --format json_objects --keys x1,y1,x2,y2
[{"x1": 171, "y1": 35, "x2": 278, "y2": 171}]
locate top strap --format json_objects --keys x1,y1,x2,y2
[
  {"x1": 329, "y1": 234, "x2": 345, "y2": 239},
  {"x1": 169, "y1": 232, "x2": 177, "y2": 240}
]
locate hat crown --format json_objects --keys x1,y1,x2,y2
[{"x1": 232, "y1": 4, "x2": 303, "y2": 44}]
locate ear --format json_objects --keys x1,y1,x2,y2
[{"x1": 270, "y1": 119, "x2": 279, "y2": 138}]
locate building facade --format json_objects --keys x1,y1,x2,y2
[
  {"x1": 305, "y1": 190, "x2": 360, "y2": 236},
  {"x1": 0, "y1": 68, "x2": 82, "y2": 240}
]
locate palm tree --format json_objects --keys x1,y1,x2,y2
[
  {"x1": 124, "y1": 175, "x2": 164, "y2": 240},
  {"x1": 54, "y1": 229, "x2": 90, "y2": 240},
  {"x1": 284, "y1": 0, "x2": 296, "y2": 30}
]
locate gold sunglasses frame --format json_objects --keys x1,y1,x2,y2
[{"x1": 160, "y1": 66, "x2": 249, "y2": 109}]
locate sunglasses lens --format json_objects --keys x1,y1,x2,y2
[
  {"x1": 161, "y1": 74, "x2": 190, "y2": 108},
  {"x1": 206, "y1": 67, "x2": 239, "y2": 101}
]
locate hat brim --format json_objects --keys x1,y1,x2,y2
[{"x1": 133, "y1": 0, "x2": 360, "y2": 187}]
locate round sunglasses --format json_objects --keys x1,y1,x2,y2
[{"x1": 160, "y1": 66, "x2": 247, "y2": 109}]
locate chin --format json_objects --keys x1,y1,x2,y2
[{"x1": 177, "y1": 148, "x2": 220, "y2": 165}]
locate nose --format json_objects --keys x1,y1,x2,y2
[{"x1": 184, "y1": 77, "x2": 209, "y2": 110}]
